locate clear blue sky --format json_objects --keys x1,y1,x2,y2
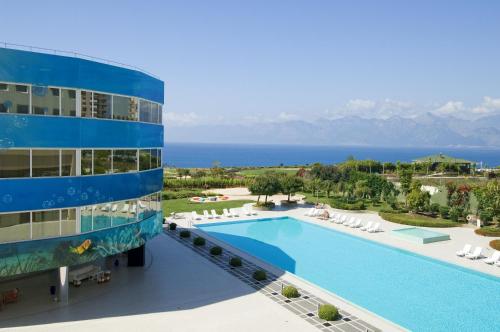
[{"x1": 3, "y1": 0, "x2": 500, "y2": 124}]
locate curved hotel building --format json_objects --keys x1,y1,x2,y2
[{"x1": 0, "y1": 47, "x2": 164, "y2": 300}]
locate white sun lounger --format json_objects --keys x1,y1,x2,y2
[
  {"x1": 243, "y1": 206, "x2": 257, "y2": 216},
  {"x1": 101, "y1": 203, "x2": 111, "y2": 211},
  {"x1": 203, "y1": 210, "x2": 213, "y2": 219},
  {"x1": 305, "y1": 208, "x2": 316, "y2": 216},
  {"x1": 465, "y1": 247, "x2": 483, "y2": 260},
  {"x1": 121, "y1": 204, "x2": 129, "y2": 213},
  {"x1": 230, "y1": 208, "x2": 240, "y2": 217},
  {"x1": 368, "y1": 222, "x2": 381, "y2": 233},
  {"x1": 483, "y1": 251, "x2": 500, "y2": 265},
  {"x1": 223, "y1": 208, "x2": 233, "y2": 218},
  {"x1": 360, "y1": 221, "x2": 373, "y2": 231},
  {"x1": 138, "y1": 201, "x2": 147, "y2": 209},
  {"x1": 191, "y1": 211, "x2": 202, "y2": 220},
  {"x1": 496, "y1": 260, "x2": 500, "y2": 267},
  {"x1": 211, "y1": 209, "x2": 221, "y2": 219},
  {"x1": 111, "y1": 204, "x2": 118, "y2": 212},
  {"x1": 456, "y1": 244, "x2": 472, "y2": 257},
  {"x1": 344, "y1": 217, "x2": 355, "y2": 226},
  {"x1": 335, "y1": 215, "x2": 346, "y2": 224},
  {"x1": 242, "y1": 207, "x2": 252, "y2": 216},
  {"x1": 350, "y1": 218, "x2": 362, "y2": 228},
  {"x1": 130, "y1": 204, "x2": 137, "y2": 214}
]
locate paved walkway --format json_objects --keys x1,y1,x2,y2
[
  {"x1": 0, "y1": 234, "x2": 316, "y2": 332},
  {"x1": 164, "y1": 227, "x2": 385, "y2": 332}
]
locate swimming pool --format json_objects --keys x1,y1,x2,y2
[{"x1": 197, "y1": 217, "x2": 500, "y2": 332}]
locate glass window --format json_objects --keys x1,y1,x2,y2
[
  {"x1": 111, "y1": 201, "x2": 126, "y2": 226},
  {"x1": 0, "y1": 212, "x2": 30, "y2": 243},
  {"x1": 31, "y1": 86, "x2": 60, "y2": 116},
  {"x1": 32, "y1": 210, "x2": 60, "y2": 239},
  {"x1": 151, "y1": 103, "x2": 159, "y2": 124},
  {"x1": 94, "y1": 93, "x2": 112, "y2": 119},
  {"x1": 150, "y1": 149, "x2": 158, "y2": 169},
  {"x1": 93, "y1": 204, "x2": 112, "y2": 230},
  {"x1": 158, "y1": 104, "x2": 163, "y2": 124},
  {"x1": 81, "y1": 206, "x2": 93, "y2": 232},
  {"x1": 113, "y1": 95, "x2": 138, "y2": 121},
  {"x1": 139, "y1": 100, "x2": 152, "y2": 123},
  {"x1": 158, "y1": 149, "x2": 162, "y2": 168},
  {"x1": 61, "y1": 89, "x2": 76, "y2": 116},
  {"x1": 81, "y1": 90, "x2": 93, "y2": 118},
  {"x1": 0, "y1": 83, "x2": 30, "y2": 114},
  {"x1": 32, "y1": 150, "x2": 60, "y2": 177},
  {"x1": 94, "y1": 150, "x2": 112, "y2": 174},
  {"x1": 61, "y1": 150, "x2": 76, "y2": 176},
  {"x1": 61, "y1": 208, "x2": 76, "y2": 235},
  {"x1": 113, "y1": 150, "x2": 137, "y2": 173},
  {"x1": 139, "y1": 149, "x2": 151, "y2": 171},
  {"x1": 81, "y1": 150, "x2": 93, "y2": 175},
  {"x1": 0, "y1": 149, "x2": 30, "y2": 178}
]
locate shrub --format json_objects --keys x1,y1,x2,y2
[
  {"x1": 179, "y1": 230, "x2": 191, "y2": 238},
  {"x1": 429, "y1": 203, "x2": 440, "y2": 215},
  {"x1": 210, "y1": 246, "x2": 223, "y2": 255},
  {"x1": 379, "y1": 212, "x2": 459, "y2": 228},
  {"x1": 252, "y1": 270, "x2": 267, "y2": 281},
  {"x1": 168, "y1": 223, "x2": 177, "y2": 231},
  {"x1": 193, "y1": 236, "x2": 206, "y2": 246},
  {"x1": 379, "y1": 208, "x2": 401, "y2": 214},
  {"x1": 281, "y1": 285, "x2": 300, "y2": 298},
  {"x1": 439, "y1": 206, "x2": 450, "y2": 219},
  {"x1": 329, "y1": 199, "x2": 366, "y2": 211},
  {"x1": 318, "y1": 304, "x2": 339, "y2": 321},
  {"x1": 479, "y1": 211, "x2": 494, "y2": 225},
  {"x1": 449, "y1": 207, "x2": 461, "y2": 222},
  {"x1": 475, "y1": 227, "x2": 500, "y2": 237},
  {"x1": 229, "y1": 257, "x2": 242, "y2": 267},
  {"x1": 490, "y1": 239, "x2": 500, "y2": 250}
]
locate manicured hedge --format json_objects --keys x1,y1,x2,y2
[
  {"x1": 490, "y1": 239, "x2": 500, "y2": 250},
  {"x1": 230, "y1": 257, "x2": 242, "y2": 267},
  {"x1": 210, "y1": 246, "x2": 223, "y2": 255},
  {"x1": 281, "y1": 286, "x2": 300, "y2": 298},
  {"x1": 179, "y1": 230, "x2": 191, "y2": 238},
  {"x1": 168, "y1": 223, "x2": 177, "y2": 230},
  {"x1": 475, "y1": 227, "x2": 500, "y2": 237},
  {"x1": 379, "y1": 212, "x2": 459, "y2": 228},
  {"x1": 193, "y1": 236, "x2": 206, "y2": 246},
  {"x1": 318, "y1": 304, "x2": 339, "y2": 321},
  {"x1": 252, "y1": 270, "x2": 267, "y2": 281}
]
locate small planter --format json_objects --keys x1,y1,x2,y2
[
  {"x1": 253, "y1": 202, "x2": 276, "y2": 211},
  {"x1": 280, "y1": 200, "x2": 298, "y2": 208}
]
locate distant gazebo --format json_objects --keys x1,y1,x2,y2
[{"x1": 412, "y1": 153, "x2": 474, "y2": 174}]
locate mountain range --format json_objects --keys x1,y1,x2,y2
[{"x1": 165, "y1": 113, "x2": 500, "y2": 148}]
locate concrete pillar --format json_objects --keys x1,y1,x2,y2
[{"x1": 58, "y1": 266, "x2": 69, "y2": 304}]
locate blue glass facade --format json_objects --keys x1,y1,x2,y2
[{"x1": 0, "y1": 48, "x2": 164, "y2": 277}]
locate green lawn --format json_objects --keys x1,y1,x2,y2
[
  {"x1": 379, "y1": 212, "x2": 460, "y2": 227},
  {"x1": 237, "y1": 168, "x2": 302, "y2": 176},
  {"x1": 162, "y1": 198, "x2": 254, "y2": 215}
]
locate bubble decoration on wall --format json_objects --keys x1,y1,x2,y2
[
  {"x1": 81, "y1": 192, "x2": 89, "y2": 201},
  {"x1": 0, "y1": 138, "x2": 14, "y2": 148},
  {"x1": 67, "y1": 187, "x2": 76, "y2": 196},
  {"x1": 2, "y1": 194, "x2": 13, "y2": 204},
  {"x1": 13, "y1": 116, "x2": 28, "y2": 128}
]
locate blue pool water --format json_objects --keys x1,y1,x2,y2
[{"x1": 197, "y1": 217, "x2": 500, "y2": 331}]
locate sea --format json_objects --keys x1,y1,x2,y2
[{"x1": 163, "y1": 142, "x2": 500, "y2": 168}]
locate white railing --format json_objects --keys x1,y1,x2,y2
[{"x1": 0, "y1": 41, "x2": 160, "y2": 80}]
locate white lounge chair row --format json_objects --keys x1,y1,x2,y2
[
  {"x1": 328, "y1": 212, "x2": 382, "y2": 233},
  {"x1": 456, "y1": 244, "x2": 500, "y2": 266},
  {"x1": 191, "y1": 206, "x2": 257, "y2": 221}
]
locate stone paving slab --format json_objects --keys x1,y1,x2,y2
[{"x1": 164, "y1": 227, "x2": 382, "y2": 332}]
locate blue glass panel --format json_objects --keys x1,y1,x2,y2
[
  {"x1": 0, "y1": 114, "x2": 163, "y2": 148},
  {"x1": 0, "y1": 212, "x2": 162, "y2": 277},
  {"x1": 0, "y1": 48, "x2": 163, "y2": 103},
  {"x1": 0, "y1": 169, "x2": 163, "y2": 213}
]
